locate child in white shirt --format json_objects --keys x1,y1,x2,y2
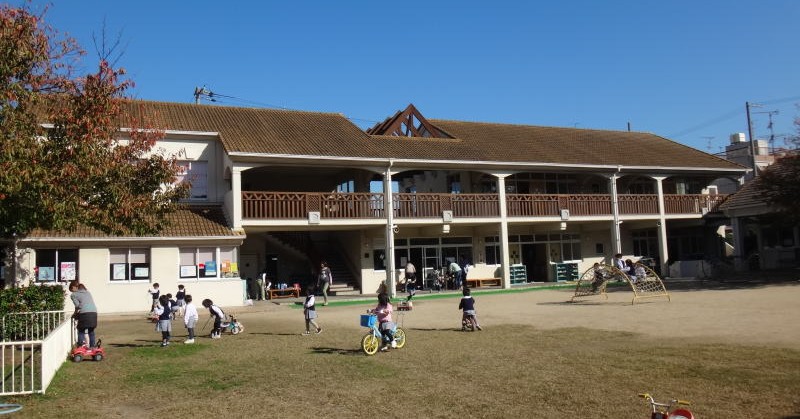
[{"x1": 183, "y1": 295, "x2": 198, "y2": 344}]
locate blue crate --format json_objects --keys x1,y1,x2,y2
[{"x1": 360, "y1": 314, "x2": 377, "y2": 327}]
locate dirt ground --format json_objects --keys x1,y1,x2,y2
[{"x1": 105, "y1": 279, "x2": 800, "y2": 349}]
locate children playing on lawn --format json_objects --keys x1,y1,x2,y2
[
  {"x1": 591, "y1": 262, "x2": 606, "y2": 292},
  {"x1": 183, "y1": 295, "x2": 198, "y2": 344},
  {"x1": 458, "y1": 288, "x2": 482, "y2": 331},
  {"x1": 202, "y1": 298, "x2": 225, "y2": 339},
  {"x1": 373, "y1": 292, "x2": 395, "y2": 351},
  {"x1": 302, "y1": 285, "x2": 322, "y2": 335},
  {"x1": 154, "y1": 295, "x2": 173, "y2": 346},
  {"x1": 175, "y1": 285, "x2": 186, "y2": 316},
  {"x1": 147, "y1": 283, "x2": 160, "y2": 314}
]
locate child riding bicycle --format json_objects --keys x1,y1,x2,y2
[
  {"x1": 370, "y1": 292, "x2": 395, "y2": 351},
  {"x1": 458, "y1": 287, "x2": 482, "y2": 331}
]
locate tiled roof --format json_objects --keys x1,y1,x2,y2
[
  {"x1": 719, "y1": 154, "x2": 798, "y2": 211},
  {"x1": 125, "y1": 101, "x2": 745, "y2": 172},
  {"x1": 717, "y1": 179, "x2": 762, "y2": 211},
  {"x1": 24, "y1": 205, "x2": 240, "y2": 239}
]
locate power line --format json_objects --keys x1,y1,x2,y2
[
  {"x1": 668, "y1": 95, "x2": 800, "y2": 140},
  {"x1": 192, "y1": 86, "x2": 381, "y2": 126}
]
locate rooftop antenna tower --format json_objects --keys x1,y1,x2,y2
[
  {"x1": 702, "y1": 136, "x2": 715, "y2": 153},
  {"x1": 754, "y1": 109, "x2": 779, "y2": 155}
]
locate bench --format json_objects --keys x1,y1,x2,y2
[
  {"x1": 268, "y1": 287, "x2": 300, "y2": 299},
  {"x1": 466, "y1": 278, "x2": 501, "y2": 288}
]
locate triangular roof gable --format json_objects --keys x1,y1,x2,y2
[{"x1": 366, "y1": 104, "x2": 451, "y2": 138}]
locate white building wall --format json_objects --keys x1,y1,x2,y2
[
  {"x1": 150, "y1": 136, "x2": 225, "y2": 203},
  {"x1": 21, "y1": 246, "x2": 243, "y2": 315}
]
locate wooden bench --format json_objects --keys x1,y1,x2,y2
[
  {"x1": 466, "y1": 278, "x2": 501, "y2": 288},
  {"x1": 268, "y1": 287, "x2": 300, "y2": 299}
]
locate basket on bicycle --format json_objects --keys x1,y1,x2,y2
[{"x1": 360, "y1": 314, "x2": 377, "y2": 328}]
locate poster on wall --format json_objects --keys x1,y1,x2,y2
[
  {"x1": 133, "y1": 265, "x2": 150, "y2": 279},
  {"x1": 111, "y1": 263, "x2": 127, "y2": 280},
  {"x1": 204, "y1": 261, "x2": 217, "y2": 277},
  {"x1": 38, "y1": 266, "x2": 55, "y2": 282},
  {"x1": 180, "y1": 265, "x2": 197, "y2": 278},
  {"x1": 60, "y1": 262, "x2": 76, "y2": 281}
]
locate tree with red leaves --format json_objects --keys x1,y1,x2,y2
[{"x1": 0, "y1": 5, "x2": 188, "y2": 284}]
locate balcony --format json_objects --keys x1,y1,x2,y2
[{"x1": 241, "y1": 192, "x2": 728, "y2": 221}]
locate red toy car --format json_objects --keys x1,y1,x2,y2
[
  {"x1": 71, "y1": 339, "x2": 106, "y2": 362},
  {"x1": 397, "y1": 300, "x2": 413, "y2": 311}
]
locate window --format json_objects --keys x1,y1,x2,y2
[
  {"x1": 633, "y1": 229, "x2": 659, "y2": 258},
  {"x1": 373, "y1": 250, "x2": 387, "y2": 271},
  {"x1": 109, "y1": 248, "x2": 150, "y2": 281},
  {"x1": 35, "y1": 249, "x2": 78, "y2": 282},
  {"x1": 176, "y1": 161, "x2": 208, "y2": 200},
  {"x1": 336, "y1": 180, "x2": 355, "y2": 193},
  {"x1": 179, "y1": 246, "x2": 239, "y2": 280}
]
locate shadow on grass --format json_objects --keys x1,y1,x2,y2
[
  {"x1": 109, "y1": 339, "x2": 163, "y2": 348},
  {"x1": 408, "y1": 327, "x2": 464, "y2": 332},
  {"x1": 246, "y1": 332, "x2": 303, "y2": 337},
  {"x1": 310, "y1": 346, "x2": 364, "y2": 356}
]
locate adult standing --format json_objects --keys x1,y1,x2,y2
[
  {"x1": 459, "y1": 255, "x2": 471, "y2": 287},
  {"x1": 317, "y1": 261, "x2": 333, "y2": 306},
  {"x1": 69, "y1": 280, "x2": 98, "y2": 348},
  {"x1": 448, "y1": 260, "x2": 463, "y2": 290},
  {"x1": 404, "y1": 262, "x2": 417, "y2": 300},
  {"x1": 255, "y1": 272, "x2": 264, "y2": 301}
]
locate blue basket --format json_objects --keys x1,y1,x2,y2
[{"x1": 360, "y1": 314, "x2": 377, "y2": 328}]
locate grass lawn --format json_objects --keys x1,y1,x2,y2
[{"x1": 6, "y1": 285, "x2": 800, "y2": 418}]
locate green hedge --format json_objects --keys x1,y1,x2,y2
[{"x1": 0, "y1": 284, "x2": 66, "y2": 341}]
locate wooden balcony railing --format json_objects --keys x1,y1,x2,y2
[{"x1": 241, "y1": 191, "x2": 728, "y2": 220}]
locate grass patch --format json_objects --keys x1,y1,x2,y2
[{"x1": 7, "y1": 296, "x2": 800, "y2": 419}]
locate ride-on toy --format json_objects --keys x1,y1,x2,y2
[
  {"x1": 639, "y1": 393, "x2": 694, "y2": 419},
  {"x1": 221, "y1": 314, "x2": 244, "y2": 334},
  {"x1": 71, "y1": 339, "x2": 106, "y2": 362}
]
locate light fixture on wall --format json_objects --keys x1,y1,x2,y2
[
  {"x1": 442, "y1": 224, "x2": 450, "y2": 234},
  {"x1": 560, "y1": 222, "x2": 567, "y2": 231}
]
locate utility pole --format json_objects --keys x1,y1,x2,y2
[{"x1": 745, "y1": 101, "x2": 759, "y2": 177}]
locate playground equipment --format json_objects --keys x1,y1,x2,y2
[{"x1": 570, "y1": 263, "x2": 670, "y2": 304}]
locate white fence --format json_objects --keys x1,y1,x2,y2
[{"x1": 1, "y1": 311, "x2": 72, "y2": 396}]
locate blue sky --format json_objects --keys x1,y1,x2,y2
[{"x1": 24, "y1": 1, "x2": 800, "y2": 154}]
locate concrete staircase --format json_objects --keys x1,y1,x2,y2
[{"x1": 328, "y1": 282, "x2": 360, "y2": 296}]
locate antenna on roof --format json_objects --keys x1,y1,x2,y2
[{"x1": 702, "y1": 136, "x2": 715, "y2": 153}]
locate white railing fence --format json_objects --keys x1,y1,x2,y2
[{"x1": 1, "y1": 311, "x2": 72, "y2": 396}]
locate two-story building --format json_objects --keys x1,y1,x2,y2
[{"x1": 8, "y1": 101, "x2": 748, "y2": 313}]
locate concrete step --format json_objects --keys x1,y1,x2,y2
[
  {"x1": 329, "y1": 283, "x2": 360, "y2": 296},
  {"x1": 329, "y1": 289, "x2": 361, "y2": 296}
]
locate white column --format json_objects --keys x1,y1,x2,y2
[
  {"x1": 383, "y1": 162, "x2": 397, "y2": 298},
  {"x1": 609, "y1": 173, "x2": 622, "y2": 254},
  {"x1": 654, "y1": 176, "x2": 669, "y2": 276},
  {"x1": 496, "y1": 174, "x2": 511, "y2": 289},
  {"x1": 232, "y1": 167, "x2": 244, "y2": 231}
]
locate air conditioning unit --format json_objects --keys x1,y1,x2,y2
[
  {"x1": 560, "y1": 209, "x2": 570, "y2": 220},
  {"x1": 308, "y1": 211, "x2": 321, "y2": 224}
]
